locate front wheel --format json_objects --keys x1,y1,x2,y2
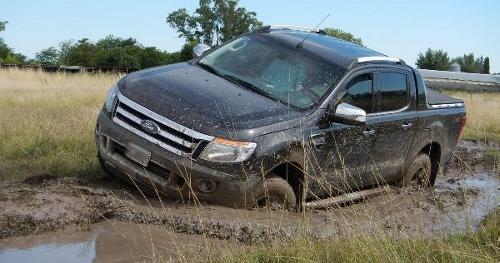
[
  {"x1": 253, "y1": 175, "x2": 296, "y2": 210},
  {"x1": 400, "y1": 153, "x2": 433, "y2": 187}
]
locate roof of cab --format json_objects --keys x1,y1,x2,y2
[{"x1": 257, "y1": 27, "x2": 387, "y2": 69}]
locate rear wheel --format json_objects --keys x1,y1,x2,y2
[
  {"x1": 253, "y1": 175, "x2": 296, "y2": 210},
  {"x1": 400, "y1": 153, "x2": 433, "y2": 187}
]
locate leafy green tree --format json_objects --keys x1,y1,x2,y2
[
  {"x1": 179, "y1": 41, "x2": 198, "y2": 61},
  {"x1": 58, "y1": 40, "x2": 75, "y2": 65},
  {"x1": 65, "y1": 38, "x2": 96, "y2": 66},
  {"x1": 0, "y1": 20, "x2": 26, "y2": 64},
  {"x1": 323, "y1": 28, "x2": 363, "y2": 46},
  {"x1": 453, "y1": 53, "x2": 483, "y2": 73},
  {"x1": 35, "y1": 47, "x2": 59, "y2": 64},
  {"x1": 482, "y1": 57, "x2": 490, "y2": 74},
  {"x1": 167, "y1": 0, "x2": 262, "y2": 46},
  {"x1": 416, "y1": 48, "x2": 451, "y2": 70}
]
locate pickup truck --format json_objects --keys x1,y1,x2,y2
[{"x1": 95, "y1": 25, "x2": 467, "y2": 209}]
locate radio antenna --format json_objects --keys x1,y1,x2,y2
[{"x1": 296, "y1": 13, "x2": 330, "y2": 48}]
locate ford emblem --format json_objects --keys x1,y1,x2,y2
[{"x1": 140, "y1": 119, "x2": 160, "y2": 134}]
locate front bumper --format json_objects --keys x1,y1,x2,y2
[{"x1": 95, "y1": 111, "x2": 260, "y2": 207}]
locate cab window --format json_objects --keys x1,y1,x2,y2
[
  {"x1": 379, "y1": 72, "x2": 408, "y2": 112},
  {"x1": 340, "y1": 73, "x2": 373, "y2": 113}
]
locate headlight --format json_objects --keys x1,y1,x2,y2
[
  {"x1": 200, "y1": 137, "x2": 257, "y2": 163},
  {"x1": 104, "y1": 84, "x2": 119, "y2": 113}
]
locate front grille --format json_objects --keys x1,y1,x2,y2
[{"x1": 112, "y1": 93, "x2": 213, "y2": 156}]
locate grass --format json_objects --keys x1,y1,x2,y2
[
  {"x1": 222, "y1": 209, "x2": 499, "y2": 263},
  {"x1": 0, "y1": 68, "x2": 120, "y2": 181},
  {"x1": 444, "y1": 91, "x2": 500, "y2": 143}
]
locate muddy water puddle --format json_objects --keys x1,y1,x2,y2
[
  {"x1": 0, "y1": 221, "x2": 235, "y2": 263},
  {"x1": 0, "y1": 173, "x2": 497, "y2": 263}
]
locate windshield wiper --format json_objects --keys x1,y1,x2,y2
[
  {"x1": 197, "y1": 62, "x2": 224, "y2": 77},
  {"x1": 198, "y1": 62, "x2": 282, "y2": 104},
  {"x1": 221, "y1": 74, "x2": 278, "y2": 101}
]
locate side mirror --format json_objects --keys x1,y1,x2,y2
[
  {"x1": 192, "y1": 43, "x2": 211, "y2": 58},
  {"x1": 329, "y1": 103, "x2": 366, "y2": 125}
]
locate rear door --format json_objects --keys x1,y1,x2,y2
[{"x1": 367, "y1": 68, "x2": 418, "y2": 184}]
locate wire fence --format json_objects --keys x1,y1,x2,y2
[{"x1": 0, "y1": 63, "x2": 139, "y2": 74}]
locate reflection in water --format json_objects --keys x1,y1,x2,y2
[
  {"x1": 0, "y1": 237, "x2": 96, "y2": 263},
  {"x1": 0, "y1": 221, "x2": 232, "y2": 263}
]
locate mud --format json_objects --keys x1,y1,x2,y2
[{"x1": 0, "y1": 140, "x2": 498, "y2": 260}]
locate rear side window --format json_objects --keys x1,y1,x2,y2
[
  {"x1": 379, "y1": 72, "x2": 408, "y2": 112},
  {"x1": 340, "y1": 73, "x2": 373, "y2": 113}
]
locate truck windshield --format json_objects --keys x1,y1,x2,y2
[{"x1": 198, "y1": 34, "x2": 345, "y2": 109}]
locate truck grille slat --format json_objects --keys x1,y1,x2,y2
[{"x1": 112, "y1": 93, "x2": 214, "y2": 156}]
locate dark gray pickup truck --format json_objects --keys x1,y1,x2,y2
[{"x1": 95, "y1": 26, "x2": 467, "y2": 209}]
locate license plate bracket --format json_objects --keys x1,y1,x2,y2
[{"x1": 125, "y1": 143, "x2": 151, "y2": 167}]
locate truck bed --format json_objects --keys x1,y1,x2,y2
[{"x1": 426, "y1": 88, "x2": 463, "y2": 106}]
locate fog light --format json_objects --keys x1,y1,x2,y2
[{"x1": 195, "y1": 179, "x2": 218, "y2": 194}]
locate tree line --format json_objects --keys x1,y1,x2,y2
[
  {"x1": 416, "y1": 48, "x2": 490, "y2": 74},
  {"x1": 32, "y1": 36, "x2": 194, "y2": 69},
  {"x1": 1, "y1": 0, "x2": 492, "y2": 74}
]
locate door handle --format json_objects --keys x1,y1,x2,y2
[
  {"x1": 401, "y1": 123, "x2": 413, "y2": 130},
  {"x1": 362, "y1": 129, "x2": 376, "y2": 136}
]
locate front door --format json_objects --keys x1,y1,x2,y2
[{"x1": 306, "y1": 71, "x2": 377, "y2": 197}]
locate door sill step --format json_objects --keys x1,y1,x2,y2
[{"x1": 304, "y1": 185, "x2": 391, "y2": 209}]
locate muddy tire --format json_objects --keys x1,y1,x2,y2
[
  {"x1": 400, "y1": 153, "x2": 433, "y2": 187},
  {"x1": 253, "y1": 175, "x2": 296, "y2": 210}
]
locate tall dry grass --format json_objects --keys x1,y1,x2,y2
[
  {"x1": 0, "y1": 69, "x2": 121, "y2": 180},
  {"x1": 445, "y1": 91, "x2": 500, "y2": 142}
]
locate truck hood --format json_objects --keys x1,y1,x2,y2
[{"x1": 118, "y1": 62, "x2": 303, "y2": 140}]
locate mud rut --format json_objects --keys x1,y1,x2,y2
[{"x1": 0, "y1": 140, "x2": 498, "y2": 245}]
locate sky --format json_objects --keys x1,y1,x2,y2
[{"x1": 1, "y1": 0, "x2": 499, "y2": 72}]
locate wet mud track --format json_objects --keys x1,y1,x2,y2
[{"x1": 0, "y1": 140, "x2": 498, "y2": 250}]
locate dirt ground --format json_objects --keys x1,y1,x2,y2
[{"x1": 0, "y1": 140, "x2": 498, "y2": 248}]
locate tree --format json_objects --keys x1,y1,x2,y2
[
  {"x1": 65, "y1": 38, "x2": 96, "y2": 66},
  {"x1": 483, "y1": 57, "x2": 490, "y2": 74},
  {"x1": 416, "y1": 48, "x2": 451, "y2": 70},
  {"x1": 167, "y1": 0, "x2": 262, "y2": 46},
  {"x1": 179, "y1": 41, "x2": 198, "y2": 61},
  {"x1": 35, "y1": 47, "x2": 59, "y2": 65},
  {"x1": 453, "y1": 53, "x2": 483, "y2": 73},
  {"x1": 0, "y1": 20, "x2": 26, "y2": 64},
  {"x1": 323, "y1": 28, "x2": 363, "y2": 46},
  {"x1": 58, "y1": 40, "x2": 75, "y2": 65}
]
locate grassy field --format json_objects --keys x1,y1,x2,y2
[
  {"x1": 447, "y1": 91, "x2": 500, "y2": 142},
  {"x1": 0, "y1": 69, "x2": 120, "y2": 181}
]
